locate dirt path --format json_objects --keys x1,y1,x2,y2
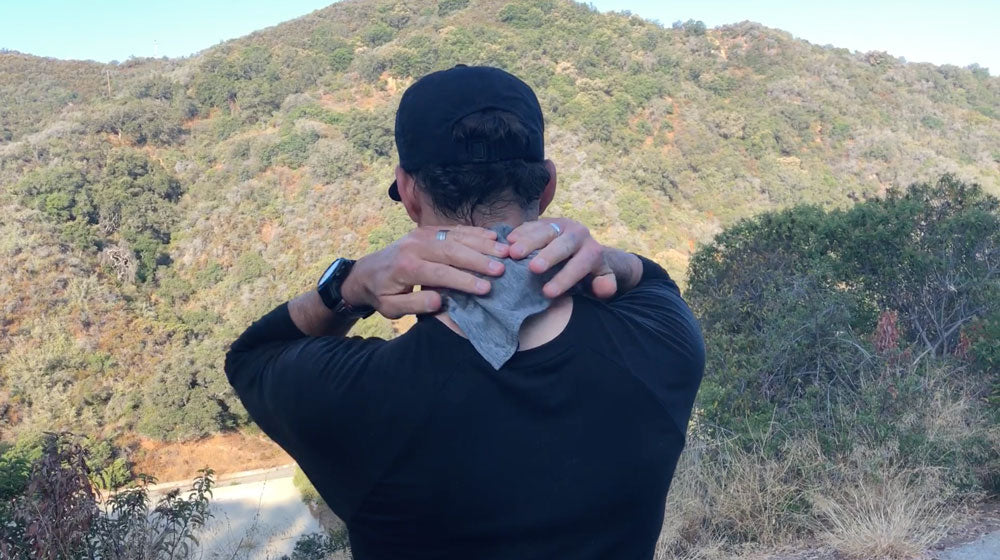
[
  {"x1": 937, "y1": 530, "x2": 1000, "y2": 559},
  {"x1": 195, "y1": 467, "x2": 321, "y2": 559}
]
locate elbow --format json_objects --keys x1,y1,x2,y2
[{"x1": 224, "y1": 344, "x2": 244, "y2": 385}]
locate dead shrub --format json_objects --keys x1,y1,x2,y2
[{"x1": 810, "y1": 461, "x2": 955, "y2": 559}]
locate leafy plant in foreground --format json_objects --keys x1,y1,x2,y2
[{"x1": 0, "y1": 433, "x2": 215, "y2": 560}]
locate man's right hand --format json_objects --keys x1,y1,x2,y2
[{"x1": 342, "y1": 225, "x2": 510, "y2": 319}]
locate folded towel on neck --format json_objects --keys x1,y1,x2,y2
[{"x1": 442, "y1": 224, "x2": 561, "y2": 369}]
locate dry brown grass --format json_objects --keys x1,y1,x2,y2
[
  {"x1": 655, "y1": 427, "x2": 972, "y2": 560},
  {"x1": 810, "y1": 463, "x2": 955, "y2": 559},
  {"x1": 656, "y1": 432, "x2": 819, "y2": 559}
]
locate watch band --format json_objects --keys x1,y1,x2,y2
[
  {"x1": 317, "y1": 258, "x2": 375, "y2": 319},
  {"x1": 334, "y1": 298, "x2": 375, "y2": 319}
]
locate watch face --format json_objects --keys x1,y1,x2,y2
[{"x1": 318, "y1": 260, "x2": 342, "y2": 287}]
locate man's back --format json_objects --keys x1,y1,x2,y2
[{"x1": 226, "y1": 257, "x2": 703, "y2": 559}]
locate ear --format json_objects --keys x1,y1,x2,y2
[
  {"x1": 395, "y1": 166, "x2": 422, "y2": 224},
  {"x1": 538, "y1": 159, "x2": 557, "y2": 215}
]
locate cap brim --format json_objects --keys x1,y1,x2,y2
[{"x1": 388, "y1": 180, "x2": 401, "y2": 201}]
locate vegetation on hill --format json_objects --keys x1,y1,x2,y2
[
  {"x1": 0, "y1": 0, "x2": 998, "y2": 555},
  {"x1": 2, "y1": 0, "x2": 997, "y2": 444}
]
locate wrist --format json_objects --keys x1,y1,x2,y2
[{"x1": 341, "y1": 256, "x2": 372, "y2": 308}]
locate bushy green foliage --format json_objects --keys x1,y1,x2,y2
[
  {"x1": 616, "y1": 191, "x2": 654, "y2": 230},
  {"x1": 12, "y1": 148, "x2": 182, "y2": 282},
  {"x1": 687, "y1": 176, "x2": 1000, "y2": 490},
  {"x1": 260, "y1": 128, "x2": 322, "y2": 169},
  {"x1": 14, "y1": 165, "x2": 90, "y2": 222},
  {"x1": 137, "y1": 343, "x2": 241, "y2": 441},
  {"x1": 92, "y1": 99, "x2": 187, "y2": 146},
  {"x1": 308, "y1": 137, "x2": 361, "y2": 184},
  {"x1": 499, "y1": 2, "x2": 548, "y2": 28},
  {"x1": 282, "y1": 530, "x2": 352, "y2": 560},
  {"x1": 343, "y1": 109, "x2": 394, "y2": 158},
  {"x1": 438, "y1": 0, "x2": 469, "y2": 16},
  {"x1": 191, "y1": 45, "x2": 292, "y2": 121},
  {"x1": 673, "y1": 19, "x2": 707, "y2": 35},
  {"x1": 307, "y1": 28, "x2": 355, "y2": 73},
  {"x1": 0, "y1": 440, "x2": 42, "y2": 511},
  {"x1": 361, "y1": 23, "x2": 395, "y2": 47}
]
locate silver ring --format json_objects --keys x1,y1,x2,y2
[
  {"x1": 549, "y1": 222, "x2": 562, "y2": 237},
  {"x1": 436, "y1": 230, "x2": 449, "y2": 241}
]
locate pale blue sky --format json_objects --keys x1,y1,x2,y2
[{"x1": 0, "y1": 0, "x2": 996, "y2": 75}]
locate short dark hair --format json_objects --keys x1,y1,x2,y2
[{"x1": 412, "y1": 110, "x2": 550, "y2": 222}]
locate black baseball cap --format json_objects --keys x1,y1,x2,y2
[{"x1": 388, "y1": 65, "x2": 545, "y2": 201}]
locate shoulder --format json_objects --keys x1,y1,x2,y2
[
  {"x1": 600, "y1": 258, "x2": 705, "y2": 366},
  {"x1": 356, "y1": 319, "x2": 459, "y2": 390}
]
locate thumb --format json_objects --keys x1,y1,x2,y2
[{"x1": 590, "y1": 258, "x2": 618, "y2": 299}]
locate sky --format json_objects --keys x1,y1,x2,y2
[{"x1": 0, "y1": 0, "x2": 996, "y2": 75}]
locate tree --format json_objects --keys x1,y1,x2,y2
[{"x1": 361, "y1": 23, "x2": 395, "y2": 47}]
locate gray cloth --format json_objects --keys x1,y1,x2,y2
[{"x1": 442, "y1": 224, "x2": 560, "y2": 370}]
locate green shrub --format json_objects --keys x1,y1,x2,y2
[
  {"x1": 233, "y1": 251, "x2": 272, "y2": 283},
  {"x1": 308, "y1": 137, "x2": 360, "y2": 184},
  {"x1": 283, "y1": 530, "x2": 351, "y2": 560},
  {"x1": 344, "y1": 109, "x2": 394, "y2": 158},
  {"x1": 438, "y1": 0, "x2": 469, "y2": 16},
  {"x1": 617, "y1": 191, "x2": 654, "y2": 230},
  {"x1": 499, "y1": 2, "x2": 546, "y2": 28},
  {"x1": 687, "y1": 176, "x2": 1000, "y2": 488},
  {"x1": 0, "y1": 438, "x2": 43, "y2": 507},
  {"x1": 921, "y1": 115, "x2": 945, "y2": 129},
  {"x1": 274, "y1": 128, "x2": 320, "y2": 168},
  {"x1": 14, "y1": 165, "x2": 90, "y2": 221},
  {"x1": 673, "y1": 19, "x2": 707, "y2": 35},
  {"x1": 361, "y1": 23, "x2": 394, "y2": 47},
  {"x1": 292, "y1": 466, "x2": 323, "y2": 506}
]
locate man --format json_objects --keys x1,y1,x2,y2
[{"x1": 225, "y1": 65, "x2": 704, "y2": 559}]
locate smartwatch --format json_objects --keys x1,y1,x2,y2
[{"x1": 317, "y1": 258, "x2": 375, "y2": 319}]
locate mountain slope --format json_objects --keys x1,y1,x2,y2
[{"x1": 1, "y1": 0, "x2": 999, "y2": 443}]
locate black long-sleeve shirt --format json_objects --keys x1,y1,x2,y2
[{"x1": 225, "y1": 256, "x2": 704, "y2": 560}]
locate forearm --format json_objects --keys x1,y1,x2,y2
[
  {"x1": 287, "y1": 258, "x2": 375, "y2": 337},
  {"x1": 287, "y1": 289, "x2": 358, "y2": 337}
]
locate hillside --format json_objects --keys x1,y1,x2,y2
[{"x1": 1, "y1": 0, "x2": 999, "y2": 447}]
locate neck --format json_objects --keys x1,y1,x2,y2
[{"x1": 421, "y1": 206, "x2": 538, "y2": 229}]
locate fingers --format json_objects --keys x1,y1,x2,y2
[
  {"x1": 540, "y1": 241, "x2": 605, "y2": 298},
  {"x1": 529, "y1": 230, "x2": 582, "y2": 274},
  {"x1": 426, "y1": 237, "x2": 506, "y2": 278},
  {"x1": 508, "y1": 220, "x2": 563, "y2": 260},
  {"x1": 378, "y1": 290, "x2": 442, "y2": 319},
  {"x1": 412, "y1": 261, "x2": 491, "y2": 295},
  {"x1": 447, "y1": 225, "x2": 497, "y2": 240},
  {"x1": 444, "y1": 229, "x2": 510, "y2": 260}
]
